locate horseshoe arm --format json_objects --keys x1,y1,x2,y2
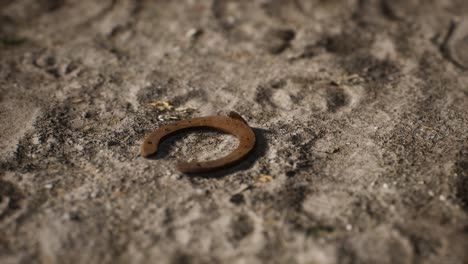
[{"x1": 140, "y1": 112, "x2": 256, "y2": 173}]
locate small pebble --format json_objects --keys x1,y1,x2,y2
[
  {"x1": 83, "y1": 111, "x2": 91, "y2": 118},
  {"x1": 71, "y1": 98, "x2": 83, "y2": 104},
  {"x1": 32, "y1": 136, "x2": 40, "y2": 145},
  {"x1": 186, "y1": 28, "x2": 203, "y2": 39},
  {"x1": 90, "y1": 191, "x2": 98, "y2": 198}
]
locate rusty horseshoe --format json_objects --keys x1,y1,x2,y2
[{"x1": 140, "y1": 111, "x2": 256, "y2": 173}]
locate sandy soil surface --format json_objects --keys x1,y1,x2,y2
[{"x1": 0, "y1": 0, "x2": 467, "y2": 263}]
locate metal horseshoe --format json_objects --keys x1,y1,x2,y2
[{"x1": 140, "y1": 111, "x2": 256, "y2": 173}]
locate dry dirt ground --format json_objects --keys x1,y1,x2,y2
[{"x1": 1, "y1": 0, "x2": 468, "y2": 263}]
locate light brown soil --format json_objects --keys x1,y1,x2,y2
[{"x1": 1, "y1": 1, "x2": 467, "y2": 263}]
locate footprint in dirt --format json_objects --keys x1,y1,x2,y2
[
  {"x1": 326, "y1": 86, "x2": 349, "y2": 113},
  {"x1": 254, "y1": 76, "x2": 362, "y2": 114},
  {"x1": 33, "y1": 53, "x2": 81, "y2": 80}
]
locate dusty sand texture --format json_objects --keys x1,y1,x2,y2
[{"x1": 0, "y1": 0, "x2": 468, "y2": 263}]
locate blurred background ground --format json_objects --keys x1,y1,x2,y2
[{"x1": 0, "y1": 0, "x2": 467, "y2": 263}]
